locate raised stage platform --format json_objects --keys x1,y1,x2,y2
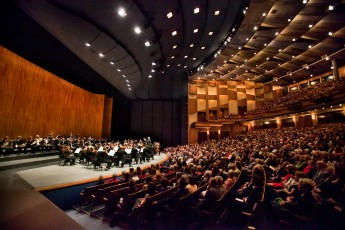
[{"x1": 16, "y1": 153, "x2": 168, "y2": 191}]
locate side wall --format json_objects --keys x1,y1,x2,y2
[{"x1": 0, "y1": 46, "x2": 112, "y2": 139}]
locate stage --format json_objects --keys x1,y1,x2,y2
[{"x1": 16, "y1": 153, "x2": 168, "y2": 191}]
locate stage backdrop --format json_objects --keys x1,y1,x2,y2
[{"x1": 0, "y1": 46, "x2": 112, "y2": 139}]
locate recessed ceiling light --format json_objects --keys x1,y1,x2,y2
[
  {"x1": 264, "y1": 43, "x2": 267, "y2": 46},
  {"x1": 149, "y1": 75, "x2": 153, "y2": 78},
  {"x1": 117, "y1": 69, "x2": 121, "y2": 72},
  {"x1": 122, "y1": 75, "x2": 126, "y2": 77},
  {"x1": 194, "y1": 7, "x2": 200, "y2": 14},
  {"x1": 167, "y1": 65, "x2": 170, "y2": 67},
  {"x1": 288, "y1": 18, "x2": 291, "y2": 22},
  {"x1": 110, "y1": 61, "x2": 114, "y2": 65},
  {"x1": 99, "y1": 53, "x2": 104, "y2": 57},
  {"x1": 151, "y1": 69, "x2": 155, "y2": 72},
  {"x1": 303, "y1": 0, "x2": 308, "y2": 4},
  {"x1": 246, "y1": 37, "x2": 249, "y2": 41},
  {"x1": 308, "y1": 45, "x2": 312, "y2": 49},
  {"x1": 262, "y1": 12, "x2": 266, "y2": 16},
  {"x1": 167, "y1": 12, "x2": 173, "y2": 18},
  {"x1": 126, "y1": 80, "x2": 129, "y2": 82},
  {"x1": 254, "y1": 52, "x2": 257, "y2": 55},
  {"x1": 275, "y1": 32, "x2": 279, "y2": 36},
  {"x1": 152, "y1": 62, "x2": 156, "y2": 66},
  {"x1": 328, "y1": 32, "x2": 333, "y2": 36},
  {"x1": 292, "y1": 38, "x2": 296, "y2": 41},
  {"x1": 184, "y1": 55, "x2": 188, "y2": 59},
  {"x1": 173, "y1": 45, "x2": 177, "y2": 49},
  {"x1": 201, "y1": 46, "x2": 205, "y2": 49},
  {"x1": 253, "y1": 26, "x2": 258, "y2": 30},
  {"x1": 309, "y1": 24, "x2": 313, "y2": 28},
  {"x1": 328, "y1": 5, "x2": 334, "y2": 11},
  {"x1": 172, "y1": 31, "x2": 177, "y2": 36},
  {"x1": 85, "y1": 42, "x2": 91, "y2": 47},
  {"x1": 238, "y1": 47, "x2": 242, "y2": 50},
  {"x1": 292, "y1": 55, "x2": 295, "y2": 58},
  {"x1": 134, "y1": 26, "x2": 142, "y2": 34},
  {"x1": 190, "y1": 44, "x2": 194, "y2": 47},
  {"x1": 117, "y1": 8, "x2": 127, "y2": 17},
  {"x1": 128, "y1": 88, "x2": 131, "y2": 90},
  {"x1": 214, "y1": 10, "x2": 220, "y2": 15},
  {"x1": 208, "y1": 31, "x2": 213, "y2": 35},
  {"x1": 145, "y1": 41, "x2": 150, "y2": 47},
  {"x1": 194, "y1": 28, "x2": 199, "y2": 33},
  {"x1": 266, "y1": 57, "x2": 270, "y2": 60},
  {"x1": 178, "y1": 64, "x2": 181, "y2": 67},
  {"x1": 279, "y1": 49, "x2": 282, "y2": 52},
  {"x1": 127, "y1": 84, "x2": 130, "y2": 87},
  {"x1": 171, "y1": 56, "x2": 175, "y2": 59},
  {"x1": 184, "y1": 66, "x2": 187, "y2": 68},
  {"x1": 193, "y1": 57, "x2": 196, "y2": 60}
]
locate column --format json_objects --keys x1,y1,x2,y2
[
  {"x1": 276, "y1": 117, "x2": 282, "y2": 129},
  {"x1": 332, "y1": 59, "x2": 340, "y2": 81},
  {"x1": 311, "y1": 113, "x2": 318, "y2": 126}
]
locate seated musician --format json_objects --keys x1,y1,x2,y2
[
  {"x1": 131, "y1": 144, "x2": 141, "y2": 164},
  {"x1": 116, "y1": 145, "x2": 126, "y2": 167},
  {"x1": 63, "y1": 145, "x2": 76, "y2": 165}
]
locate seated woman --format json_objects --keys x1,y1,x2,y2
[
  {"x1": 274, "y1": 178, "x2": 319, "y2": 223},
  {"x1": 186, "y1": 175, "x2": 198, "y2": 193}
]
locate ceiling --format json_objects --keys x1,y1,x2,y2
[{"x1": 1, "y1": 0, "x2": 345, "y2": 100}]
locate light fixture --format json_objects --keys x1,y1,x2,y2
[
  {"x1": 117, "y1": 8, "x2": 127, "y2": 17},
  {"x1": 152, "y1": 62, "x2": 156, "y2": 66},
  {"x1": 253, "y1": 26, "x2": 258, "y2": 30},
  {"x1": 184, "y1": 55, "x2": 188, "y2": 59},
  {"x1": 194, "y1": 7, "x2": 200, "y2": 14},
  {"x1": 309, "y1": 24, "x2": 313, "y2": 28},
  {"x1": 328, "y1": 32, "x2": 333, "y2": 36},
  {"x1": 292, "y1": 38, "x2": 296, "y2": 42},
  {"x1": 214, "y1": 10, "x2": 220, "y2": 15},
  {"x1": 303, "y1": 64, "x2": 309, "y2": 69},
  {"x1": 308, "y1": 45, "x2": 312, "y2": 49},
  {"x1": 246, "y1": 37, "x2": 249, "y2": 41},
  {"x1": 201, "y1": 46, "x2": 205, "y2": 49},
  {"x1": 99, "y1": 53, "x2": 104, "y2": 57},
  {"x1": 288, "y1": 18, "x2": 291, "y2": 22},
  {"x1": 167, "y1": 12, "x2": 173, "y2": 18},
  {"x1": 149, "y1": 75, "x2": 153, "y2": 78},
  {"x1": 190, "y1": 44, "x2": 194, "y2": 47},
  {"x1": 328, "y1": 5, "x2": 334, "y2": 11},
  {"x1": 85, "y1": 42, "x2": 91, "y2": 47},
  {"x1": 122, "y1": 75, "x2": 126, "y2": 77},
  {"x1": 134, "y1": 26, "x2": 142, "y2": 34},
  {"x1": 275, "y1": 32, "x2": 279, "y2": 36},
  {"x1": 193, "y1": 57, "x2": 196, "y2": 60},
  {"x1": 172, "y1": 31, "x2": 177, "y2": 36},
  {"x1": 145, "y1": 41, "x2": 150, "y2": 47},
  {"x1": 117, "y1": 69, "x2": 121, "y2": 72},
  {"x1": 110, "y1": 61, "x2": 114, "y2": 65},
  {"x1": 303, "y1": 0, "x2": 308, "y2": 4},
  {"x1": 262, "y1": 12, "x2": 266, "y2": 16},
  {"x1": 194, "y1": 28, "x2": 199, "y2": 33},
  {"x1": 173, "y1": 45, "x2": 177, "y2": 49},
  {"x1": 208, "y1": 31, "x2": 213, "y2": 35},
  {"x1": 171, "y1": 56, "x2": 175, "y2": 59}
]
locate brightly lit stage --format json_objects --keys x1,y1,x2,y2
[{"x1": 16, "y1": 153, "x2": 168, "y2": 191}]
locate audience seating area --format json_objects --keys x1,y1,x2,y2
[{"x1": 68, "y1": 122, "x2": 345, "y2": 230}]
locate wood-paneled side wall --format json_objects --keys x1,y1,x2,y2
[{"x1": 0, "y1": 46, "x2": 111, "y2": 139}]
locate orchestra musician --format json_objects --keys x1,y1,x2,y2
[{"x1": 63, "y1": 145, "x2": 76, "y2": 166}]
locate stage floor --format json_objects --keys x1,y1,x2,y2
[{"x1": 16, "y1": 153, "x2": 168, "y2": 191}]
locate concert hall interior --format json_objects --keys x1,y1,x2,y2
[{"x1": 1, "y1": 0, "x2": 345, "y2": 229}]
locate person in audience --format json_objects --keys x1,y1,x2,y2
[
  {"x1": 106, "y1": 173, "x2": 118, "y2": 183},
  {"x1": 186, "y1": 175, "x2": 198, "y2": 193},
  {"x1": 96, "y1": 175, "x2": 105, "y2": 185}
]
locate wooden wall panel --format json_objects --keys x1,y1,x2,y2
[
  {"x1": 188, "y1": 98, "x2": 197, "y2": 113},
  {"x1": 197, "y1": 99, "x2": 207, "y2": 111},
  {"x1": 102, "y1": 96, "x2": 113, "y2": 138},
  {"x1": 189, "y1": 84, "x2": 197, "y2": 94},
  {"x1": 208, "y1": 100, "x2": 218, "y2": 110},
  {"x1": 219, "y1": 95, "x2": 228, "y2": 106},
  {"x1": 0, "y1": 46, "x2": 109, "y2": 139},
  {"x1": 208, "y1": 85, "x2": 217, "y2": 95},
  {"x1": 197, "y1": 86, "x2": 206, "y2": 94}
]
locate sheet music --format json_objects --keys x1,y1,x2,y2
[
  {"x1": 74, "y1": 147, "x2": 82, "y2": 153},
  {"x1": 98, "y1": 146, "x2": 104, "y2": 152},
  {"x1": 125, "y1": 148, "x2": 131, "y2": 154},
  {"x1": 113, "y1": 146, "x2": 119, "y2": 152},
  {"x1": 108, "y1": 150, "x2": 115, "y2": 156}
]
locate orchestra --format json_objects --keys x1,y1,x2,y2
[{"x1": 1, "y1": 133, "x2": 161, "y2": 170}]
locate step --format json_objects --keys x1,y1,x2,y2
[{"x1": 0, "y1": 154, "x2": 59, "y2": 172}]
